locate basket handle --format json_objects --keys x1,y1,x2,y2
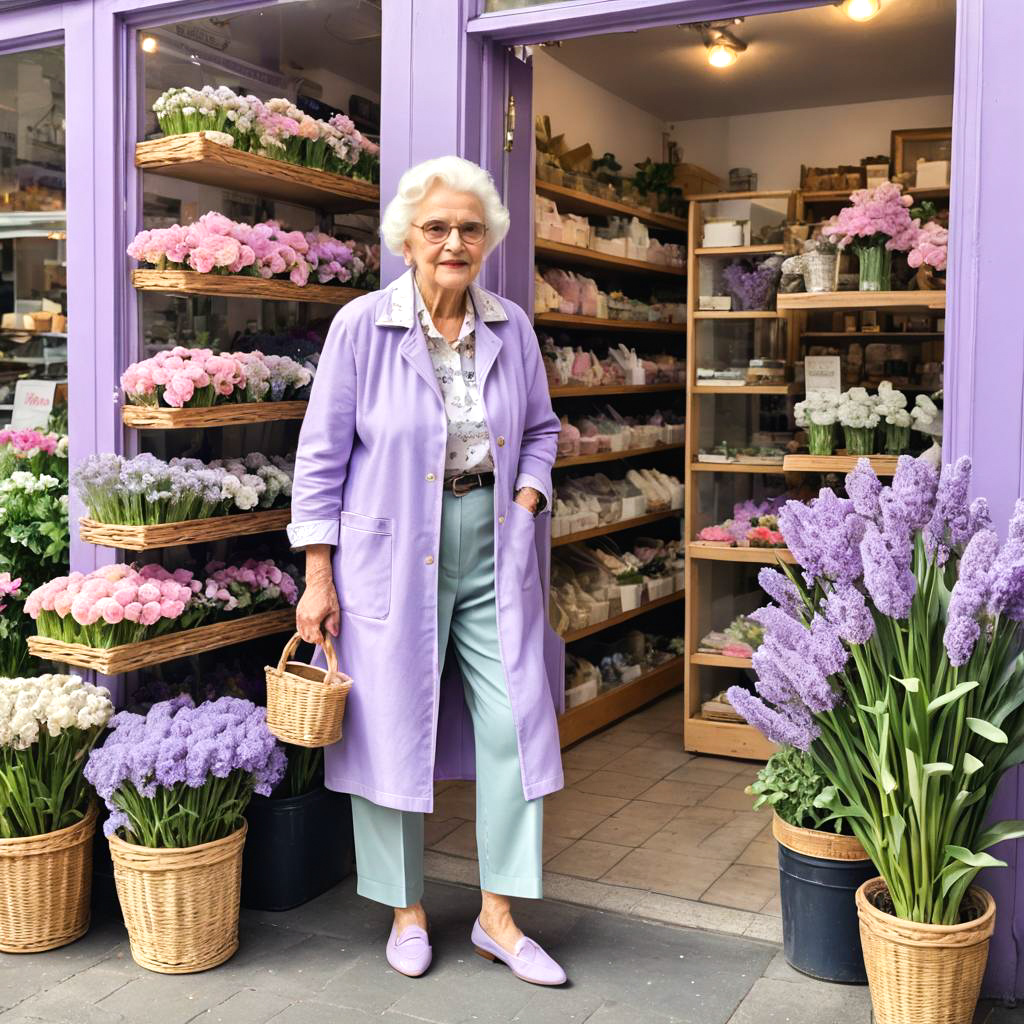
[{"x1": 276, "y1": 631, "x2": 340, "y2": 676}]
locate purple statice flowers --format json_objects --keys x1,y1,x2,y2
[
  {"x1": 721, "y1": 258, "x2": 781, "y2": 312},
  {"x1": 84, "y1": 694, "x2": 286, "y2": 846},
  {"x1": 729, "y1": 455, "x2": 1024, "y2": 745}
]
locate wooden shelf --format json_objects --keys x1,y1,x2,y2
[
  {"x1": 132, "y1": 269, "x2": 364, "y2": 306},
  {"x1": 549, "y1": 382, "x2": 680, "y2": 398},
  {"x1": 559, "y1": 656, "x2": 684, "y2": 748},
  {"x1": 552, "y1": 508, "x2": 682, "y2": 548},
  {"x1": 688, "y1": 190, "x2": 796, "y2": 203},
  {"x1": 685, "y1": 713, "x2": 777, "y2": 760},
  {"x1": 691, "y1": 652, "x2": 754, "y2": 669},
  {"x1": 693, "y1": 244, "x2": 786, "y2": 256},
  {"x1": 693, "y1": 310, "x2": 782, "y2": 320},
  {"x1": 535, "y1": 312, "x2": 684, "y2": 333},
  {"x1": 555, "y1": 442, "x2": 683, "y2": 469},
  {"x1": 535, "y1": 179, "x2": 688, "y2": 233},
  {"x1": 691, "y1": 461, "x2": 786, "y2": 475},
  {"x1": 122, "y1": 400, "x2": 307, "y2": 429},
  {"x1": 135, "y1": 133, "x2": 379, "y2": 211},
  {"x1": 692, "y1": 383, "x2": 794, "y2": 395},
  {"x1": 776, "y1": 291, "x2": 946, "y2": 312},
  {"x1": 687, "y1": 542, "x2": 795, "y2": 565},
  {"x1": 800, "y1": 331, "x2": 943, "y2": 339},
  {"x1": 561, "y1": 591, "x2": 684, "y2": 644},
  {"x1": 800, "y1": 187, "x2": 949, "y2": 204},
  {"x1": 535, "y1": 238, "x2": 685, "y2": 278},
  {"x1": 782, "y1": 454, "x2": 900, "y2": 475}
]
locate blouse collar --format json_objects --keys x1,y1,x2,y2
[{"x1": 374, "y1": 265, "x2": 509, "y2": 330}]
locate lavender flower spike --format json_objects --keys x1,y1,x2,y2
[
  {"x1": 845, "y1": 459, "x2": 882, "y2": 520},
  {"x1": 861, "y1": 522, "x2": 916, "y2": 619},
  {"x1": 757, "y1": 567, "x2": 804, "y2": 620},
  {"x1": 944, "y1": 528, "x2": 999, "y2": 666}
]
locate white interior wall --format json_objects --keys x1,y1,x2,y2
[
  {"x1": 668, "y1": 94, "x2": 953, "y2": 189},
  {"x1": 532, "y1": 48, "x2": 665, "y2": 172}
]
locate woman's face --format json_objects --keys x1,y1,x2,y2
[{"x1": 403, "y1": 185, "x2": 486, "y2": 294}]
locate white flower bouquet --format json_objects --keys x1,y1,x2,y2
[
  {"x1": 0, "y1": 674, "x2": 112, "y2": 838},
  {"x1": 875, "y1": 381, "x2": 911, "y2": 454},
  {"x1": 836, "y1": 387, "x2": 880, "y2": 455},
  {"x1": 794, "y1": 391, "x2": 839, "y2": 456}
]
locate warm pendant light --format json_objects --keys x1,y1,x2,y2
[
  {"x1": 843, "y1": 0, "x2": 881, "y2": 21},
  {"x1": 707, "y1": 41, "x2": 738, "y2": 68}
]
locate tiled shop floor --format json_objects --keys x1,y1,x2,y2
[{"x1": 426, "y1": 689, "x2": 782, "y2": 936}]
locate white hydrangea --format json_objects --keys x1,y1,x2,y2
[
  {"x1": 837, "y1": 387, "x2": 880, "y2": 429},
  {"x1": 794, "y1": 390, "x2": 840, "y2": 427},
  {"x1": 0, "y1": 675, "x2": 112, "y2": 750},
  {"x1": 912, "y1": 394, "x2": 940, "y2": 434}
]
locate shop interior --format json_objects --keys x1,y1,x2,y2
[{"x1": 0, "y1": 0, "x2": 954, "y2": 920}]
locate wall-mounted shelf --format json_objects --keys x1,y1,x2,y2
[
  {"x1": 549, "y1": 382, "x2": 681, "y2": 398},
  {"x1": 692, "y1": 244, "x2": 786, "y2": 256},
  {"x1": 554, "y1": 442, "x2": 684, "y2": 469},
  {"x1": 536, "y1": 238, "x2": 685, "y2": 278},
  {"x1": 535, "y1": 179, "x2": 688, "y2": 233},
  {"x1": 782, "y1": 454, "x2": 900, "y2": 475},
  {"x1": 535, "y1": 311, "x2": 684, "y2": 333},
  {"x1": 693, "y1": 310, "x2": 784, "y2": 320},
  {"x1": 690, "y1": 462, "x2": 786, "y2": 475},
  {"x1": 122, "y1": 400, "x2": 307, "y2": 429},
  {"x1": 561, "y1": 590, "x2": 684, "y2": 644},
  {"x1": 776, "y1": 290, "x2": 946, "y2": 312},
  {"x1": 690, "y1": 652, "x2": 754, "y2": 669},
  {"x1": 135, "y1": 132, "x2": 379, "y2": 211},
  {"x1": 687, "y1": 542, "x2": 796, "y2": 565},
  {"x1": 552, "y1": 509, "x2": 682, "y2": 547},
  {"x1": 692, "y1": 383, "x2": 795, "y2": 395}
]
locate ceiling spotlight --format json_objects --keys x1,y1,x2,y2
[
  {"x1": 842, "y1": 0, "x2": 881, "y2": 21},
  {"x1": 140, "y1": 35, "x2": 158, "y2": 53},
  {"x1": 707, "y1": 40, "x2": 738, "y2": 68}
]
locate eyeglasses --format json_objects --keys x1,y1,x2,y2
[{"x1": 412, "y1": 219, "x2": 488, "y2": 245}]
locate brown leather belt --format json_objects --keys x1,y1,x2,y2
[{"x1": 443, "y1": 471, "x2": 495, "y2": 496}]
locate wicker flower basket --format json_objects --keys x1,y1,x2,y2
[
  {"x1": 265, "y1": 632, "x2": 352, "y2": 748},
  {"x1": 0, "y1": 804, "x2": 97, "y2": 953},
  {"x1": 772, "y1": 812, "x2": 870, "y2": 861},
  {"x1": 109, "y1": 822, "x2": 247, "y2": 974},
  {"x1": 856, "y1": 877, "x2": 996, "y2": 1024}
]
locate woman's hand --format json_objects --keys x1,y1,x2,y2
[
  {"x1": 296, "y1": 545, "x2": 341, "y2": 645},
  {"x1": 514, "y1": 486, "x2": 541, "y2": 515}
]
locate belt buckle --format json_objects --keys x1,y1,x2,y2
[{"x1": 451, "y1": 473, "x2": 476, "y2": 497}]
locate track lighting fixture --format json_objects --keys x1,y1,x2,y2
[{"x1": 690, "y1": 22, "x2": 748, "y2": 70}]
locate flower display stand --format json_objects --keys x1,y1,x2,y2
[
  {"x1": 79, "y1": 508, "x2": 292, "y2": 551},
  {"x1": 131, "y1": 269, "x2": 363, "y2": 306},
  {"x1": 27, "y1": 607, "x2": 294, "y2": 673},
  {"x1": 135, "y1": 132, "x2": 379, "y2": 211},
  {"x1": 121, "y1": 400, "x2": 307, "y2": 429},
  {"x1": 781, "y1": 454, "x2": 900, "y2": 476}
]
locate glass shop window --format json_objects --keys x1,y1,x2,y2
[{"x1": 0, "y1": 45, "x2": 67, "y2": 430}]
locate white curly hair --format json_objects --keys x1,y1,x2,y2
[{"x1": 379, "y1": 155, "x2": 510, "y2": 257}]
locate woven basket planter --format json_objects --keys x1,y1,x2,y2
[
  {"x1": 856, "y1": 877, "x2": 996, "y2": 1024},
  {"x1": 266, "y1": 632, "x2": 352, "y2": 748},
  {"x1": 79, "y1": 508, "x2": 291, "y2": 551},
  {"x1": 0, "y1": 804, "x2": 97, "y2": 953},
  {"x1": 772, "y1": 813, "x2": 870, "y2": 861},
  {"x1": 28, "y1": 607, "x2": 294, "y2": 674},
  {"x1": 122, "y1": 400, "x2": 307, "y2": 430},
  {"x1": 131, "y1": 269, "x2": 364, "y2": 307},
  {"x1": 109, "y1": 822, "x2": 247, "y2": 974}
]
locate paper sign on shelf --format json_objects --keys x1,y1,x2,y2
[
  {"x1": 11, "y1": 380, "x2": 59, "y2": 429},
  {"x1": 804, "y1": 356, "x2": 842, "y2": 395}
]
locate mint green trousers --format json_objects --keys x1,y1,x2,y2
[{"x1": 349, "y1": 484, "x2": 544, "y2": 908}]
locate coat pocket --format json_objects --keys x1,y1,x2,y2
[
  {"x1": 338, "y1": 510, "x2": 393, "y2": 620},
  {"x1": 508, "y1": 500, "x2": 541, "y2": 591}
]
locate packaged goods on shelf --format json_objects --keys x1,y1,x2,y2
[{"x1": 698, "y1": 614, "x2": 765, "y2": 659}]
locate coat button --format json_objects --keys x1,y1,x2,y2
[
  {"x1": 498, "y1": 514, "x2": 505, "y2": 524},
  {"x1": 497, "y1": 435, "x2": 505, "y2": 446},
  {"x1": 425, "y1": 472, "x2": 435, "y2": 481},
  {"x1": 425, "y1": 555, "x2": 434, "y2": 565}
]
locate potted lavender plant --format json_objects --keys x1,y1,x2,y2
[
  {"x1": 84, "y1": 695, "x2": 285, "y2": 973},
  {"x1": 727, "y1": 457, "x2": 1024, "y2": 1024}
]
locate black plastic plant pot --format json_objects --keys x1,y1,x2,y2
[
  {"x1": 778, "y1": 840, "x2": 877, "y2": 983},
  {"x1": 241, "y1": 785, "x2": 355, "y2": 912}
]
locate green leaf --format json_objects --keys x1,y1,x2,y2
[
  {"x1": 940, "y1": 864, "x2": 975, "y2": 898},
  {"x1": 924, "y1": 762, "x2": 953, "y2": 776},
  {"x1": 945, "y1": 845, "x2": 1007, "y2": 870},
  {"x1": 892, "y1": 675, "x2": 920, "y2": 693},
  {"x1": 967, "y1": 718, "x2": 1009, "y2": 744},
  {"x1": 880, "y1": 767, "x2": 898, "y2": 795},
  {"x1": 890, "y1": 808, "x2": 906, "y2": 860},
  {"x1": 858, "y1": 700, "x2": 887, "y2": 716},
  {"x1": 927, "y1": 681, "x2": 979, "y2": 714},
  {"x1": 977, "y1": 820, "x2": 1024, "y2": 851},
  {"x1": 963, "y1": 753, "x2": 984, "y2": 776}
]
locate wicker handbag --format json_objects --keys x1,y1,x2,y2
[{"x1": 265, "y1": 632, "x2": 352, "y2": 748}]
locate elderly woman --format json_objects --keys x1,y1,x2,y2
[{"x1": 288, "y1": 156, "x2": 567, "y2": 985}]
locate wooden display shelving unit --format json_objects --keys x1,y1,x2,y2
[
  {"x1": 777, "y1": 290, "x2": 946, "y2": 312},
  {"x1": 536, "y1": 177, "x2": 686, "y2": 742},
  {"x1": 683, "y1": 190, "x2": 799, "y2": 760}
]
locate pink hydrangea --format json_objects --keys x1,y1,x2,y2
[
  {"x1": 907, "y1": 220, "x2": 948, "y2": 271},
  {"x1": 821, "y1": 182, "x2": 921, "y2": 252}
]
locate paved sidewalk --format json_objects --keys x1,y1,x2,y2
[{"x1": 0, "y1": 875, "x2": 1016, "y2": 1024}]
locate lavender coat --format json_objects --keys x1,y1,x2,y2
[{"x1": 287, "y1": 267, "x2": 566, "y2": 813}]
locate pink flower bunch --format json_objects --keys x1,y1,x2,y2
[
  {"x1": 0, "y1": 573, "x2": 22, "y2": 614},
  {"x1": 907, "y1": 220, "x2": 948, "y2": 271},
  {"x1": 747, "y1": 526, "x2": 786, "y2": 548},
  {"x1": 120, "y1": 347, "x2": 248, "y2": 408},
  {"x1": 697, "y1": 525, "x2": 735, "y2": 545},
  {"x1": 330, "y1": 113, "x2": 379, "y2": 156},
  {"x1": 203, "y1": 558, "x2": 299, "y2": 612},
  {"x1": 304, "y1": 232, "x2": 354, "y2": 285},
  {"x1": 822, "y1": 182, "x2": 920, "y2": 252},
  {"x1": 0, "y1": 428, "x2": 60, "y2": 457}
]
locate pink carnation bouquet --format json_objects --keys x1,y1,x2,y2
[{"x1": 25, "y1": 559, "x2": 298, "y2": 649}]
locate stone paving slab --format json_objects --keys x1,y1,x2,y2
[{"x1": 0, "y1": 874, "x2": 1014, "y2": 1024}]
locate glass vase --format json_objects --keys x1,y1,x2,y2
[
  {"x1": 807, "y1": 422, "x2": 835, "y2": 456},
  {"x1": 885, "y1": 423, "x2": 911, "y2": 455},
  {"x1": 844, "y1": 426, "x2": 876, "y2": 455},
  {"x1": 854, "y1": 243, "x2": 892, "y2": 292}
]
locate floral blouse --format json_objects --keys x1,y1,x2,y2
[{"x1": 413, "y1": 278, "x2": 548, "y2": 513}]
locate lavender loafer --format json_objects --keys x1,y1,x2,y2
[
  {"x1": 386, "y1": 921, "x2": 432, "y2": 977},
  {"x1": 471, "y1": 916, "x2": 567, "y2": 986}
]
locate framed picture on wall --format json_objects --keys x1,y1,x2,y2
[{"x1": 890, "y1": 127, "x2": 952, "y2": 179}]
